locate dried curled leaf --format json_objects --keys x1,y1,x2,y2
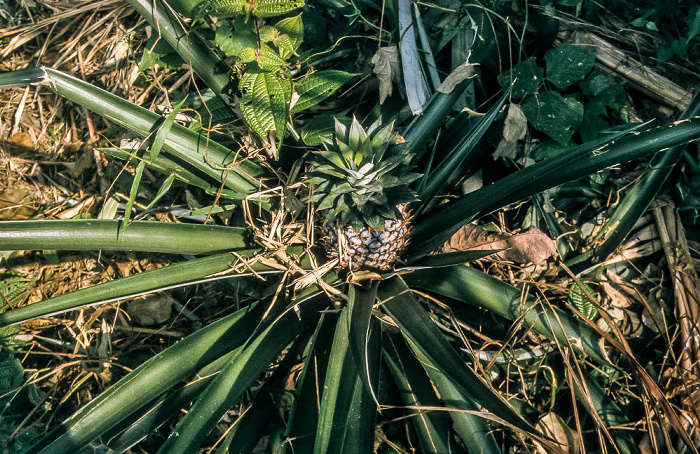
[
  {"x1": 443, "y1": 224, "x2": 557, "y2": 265},
  {"x1": 370, "y1": 46, "x2": 401, "y2": 104},
  {"x1": 494, "y1": 103, "x2": 528, "y2": 160},
  {"x1": 535, "y1": 413, "x2": 580, "y2": 454}
]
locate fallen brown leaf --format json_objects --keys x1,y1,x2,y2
[
  {"x1": 443, "y1": 224, "x2": 558, "y2": 265},
  {"x1": 127, "y1": 294, "x2": 175, "y2": 326},
  {"x1": 534, "y1": 412, "x2": 580, "y2": 454}
]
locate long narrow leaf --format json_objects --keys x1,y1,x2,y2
[
  {"x1": 283, "y1": 312, "x2": 338, "y2": 453},
  {"x1": 410, "y1": 338, "x2": 502, "y2": 454},
  {"x1": 122, "y1": 160, "x2": 146, "y2": 232},
  {"x1": 347, "y1": 282, "x2": 380, "y2": 405},
  {"x1": 27, "y1": 301, "x2": 266, "y2": 453},
  {"x1": 151, "y1": 96, "x2": 187, "y2": 161},
  {"x1": 128, "y1": 0, "x2": 234, "y2": 104},
  {"x1": 410, "y1": 117, "x2": 700, "y2": 258},
  {"x1": 383, "y1": 333, "x2": 455, "y2": 454},
  {"x1": 0, "y1": 220, "x2": 254, "y2": 255},
  {"x1": 102, "y1": 349, "x2": 239, "y2": 451},
  {"x1": 156, "y1": 293, "x2": 329, "y2": 454},
  {"x1": 341, "y1": 352, "x2": 379, "y2": 454},
  {"x1": 0, "y1": 68, "x2": 266, "y2": 202},
  {"x1": 378, "y1": 276, "x2": 537, "y2": 436},
  {"x1": 314, "y1": 307, "x2": 377, "y2": 453},
  {"x1": 401, "y1": 68, "x2": 472, "y2": 157},
  {"x1": 100, "y1": 147, "x2": 243, "y2": 199},
  {"x1": 417, "y1": 89, "x2": 509, "y2": 213},
  {"x1": 145, "y1": 174, "x2": 177, "y2": 211},
  {"x1": 402, "y1": 266, "x2": 610, "y2": 364},
  {"x1": 215, "y1": 391, "x2": 279, "y2": 454},
  {"x1": 314, "y1": 307, "x2": 356, "y2": 453},
  {"x1": 398, "y1": 0, "x2": 429, "y2": 114},
  {"x1": 0, "y1": 251, "x2": 267, "y2": 327},
  {"x1": 591, "y1": 90, "x2": 700, "y2": 262}
]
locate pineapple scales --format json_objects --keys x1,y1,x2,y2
[{"x1": 308, "y1": 117, "x2": 420, "y2": 271}]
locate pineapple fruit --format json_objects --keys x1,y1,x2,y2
[{"x1": 308, "y1": 117, "x2": 420, "y2": 271}]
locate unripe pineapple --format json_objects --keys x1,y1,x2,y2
[{"x1": 308, "y1": 117, "x2": 419, "y2": 271}]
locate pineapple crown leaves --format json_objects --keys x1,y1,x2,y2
[{"x1": 308, "y1": 116, "x2": 420, "y2": 230}]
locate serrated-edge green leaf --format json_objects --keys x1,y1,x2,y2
[
  {"x1": 240, "y1": 70, "x2": 291, "y2": 140},
  {"x1": 253, "y1": 0, "x2": 304, "y2": 17},
  {"x1": 275, "y1": 13, "x2": 304, "y2": 52},
  {"x1": 291, "y1": 70, "x2": 358, "y2": 114}
]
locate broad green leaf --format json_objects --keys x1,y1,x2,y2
[
  {"x1": 0, "y1": 353, "x2": 22, "y2": 396},
  {"x1": 383, "y1": 334, "x2": 454, "y2": 454},
  {"x1": 137, "y1": 34, "x2": 183, "y2": 71},
  {"x1": 210, "y1": 0, "x2": 247, "y2": 16},
  {"x1": 300, "y1": 115, "x2": 337, "y2": 146},
  {"x1": 26, "y1": 302, "x2": 266, "y2": 453},
  {"x1": 497, "y1": 57, "x2": 543, "y2": 99},
  {"x1": 240, "y1": 70, "x2": 292, "y2": 140},
  {"x1": 378, "y1": 276, "x2": 537, "y2": 437},
  {"x1": 211, "y1": 0, "x2": 304, "y2": 17},
  {"x1": 214, "y1": 25, "x2": 258, "y2": 60},
  {"x1": 256, "y1": 43, "x2": 288, "y2": 70},
  {"x1": 252, "y1": 0, "x2": 305, "y2": 17},
  {"x1": 291, "y1": 70, "x2": 358, "y2": 114},
  {"x1": 157, "y1": 293, "x2": 328, "y2": 454},
  {"x1": 545, "y1": 44, "x2": 596, "y2": 89},
  {"x1": 522, "y1": 91, "x2": 584, "y2": 145},
  {"x1": 275, "y1": 14, "x2": 304, "y2": 57},
  {"x1": 568, "y1": 282, "x2": 599, "y2": 320}
]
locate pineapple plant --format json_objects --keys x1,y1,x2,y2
[
  {"x1": 308, "y1": 117, "x2": 419, "y2": 271},
  {"x1": 0, "y1": 0, "x2": 700, "y2": 453}
]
